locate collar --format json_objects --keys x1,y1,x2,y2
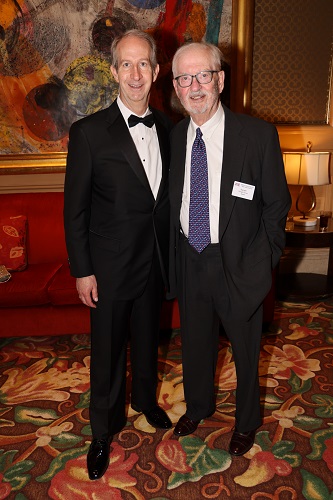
[
  {"x1": 189, "y1": 104, "x2": 224, "y2": 140},
  {"x1": 117, "y1": 97, "x2": 151, "y2": 126}
]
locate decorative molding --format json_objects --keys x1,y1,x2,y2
[
  {"x1": 230, "y1": 0, "x2": 254, "y2": 113},
  {"x1": 0, "y1": 153, "x2": 66, "y2": 176},
  {"x1": 0, "y1": 173, "x2": 65, "y2": 194}
]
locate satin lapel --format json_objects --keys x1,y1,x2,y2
[
  {"x1": 153, "y1": 113, "x2": 170, "y2": 205},
  {"x1": 106, "y1": 103, "x2": 152, "y2": 193},
  {"x1": 219, "y1": 106, "x2": 248, "y2": 239}
]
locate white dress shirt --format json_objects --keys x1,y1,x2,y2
[
  {"x1": 180, "y1": 104, "x2": 225, "y2": 243},
  {"x1": 117, "y1": 97, "x2": 162, "y2": 199}
]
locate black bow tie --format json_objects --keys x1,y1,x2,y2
[{"x1": 128, "y1": 114, "x2": 155, "y2": 128}]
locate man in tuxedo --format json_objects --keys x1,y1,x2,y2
[
  {"x1": 64, "y1": 29, "x2": 173, "y2": 480},
  {"x1": 168, "y1": 42, "x2": 291, "y2": 455}
]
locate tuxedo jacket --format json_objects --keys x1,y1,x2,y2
[
  {"x1": 169, "y1": 104, "x2": 291, "y2": 320},
  {"x1": 64, "y1": 100, "x2": 172, "y2": 300}
]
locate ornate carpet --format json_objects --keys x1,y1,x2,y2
[{"x1": 0, "y1": 299, "x2": 333, "y2": 499}]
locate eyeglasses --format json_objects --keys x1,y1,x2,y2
[{"x1": 174, "y1": 70, "x2": 219, "y2": 88}]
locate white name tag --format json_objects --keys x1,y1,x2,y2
[{"x1": 232, "y1": 181, "x2": 255, "y2": 200}]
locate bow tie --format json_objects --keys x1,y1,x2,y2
[{"x1": 128, "y1": 113, "x2": 155, "y2": 128}]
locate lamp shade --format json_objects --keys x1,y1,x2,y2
[{"x1": 283, "y1": 152, "x2": 331, "y2": 186}]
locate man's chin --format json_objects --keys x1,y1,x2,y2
[{"x1": 187, "y1": 106, "x2": 207, "y2": 115}]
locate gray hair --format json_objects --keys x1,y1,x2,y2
[
  {"x1": 111, "y1": 29, "x2": 158, "y2": 72},
  {"x1": 172, "y1": 42, "x2": 223, "y2": 77}
]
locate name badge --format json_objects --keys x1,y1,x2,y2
[{"x1": 232, "y1": 181, "x2": 255, "y2": 200}]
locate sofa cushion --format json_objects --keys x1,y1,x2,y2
[
  {"x1": 0, "y1": 262, "x2": 62, "y2": 307},
  {"x1": 48, "y1": 263, "x2": 82, "y2": 306},
  {"x1": 0, "y1": 193, "x2": 68, "y2": 265},
  {"x1": 0, "y1": 215, "x2": 28, "y2": 271}
]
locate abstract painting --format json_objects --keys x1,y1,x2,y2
[{"x1": 0, "y1": 0, "x2": 232, "y2": 158}]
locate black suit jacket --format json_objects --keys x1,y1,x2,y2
[
  {"x1": 169, "y1": 105, "x2": 291, "y2": 320},
  {"x1": 64, "y1": 101, "x2": 172, "y2": 300}
]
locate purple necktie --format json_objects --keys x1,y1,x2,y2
[{"x1": 188, "y1": 128, "x2": 211, "y2": 253}]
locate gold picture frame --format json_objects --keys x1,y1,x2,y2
[{"x1": 0, "y1": 153, "x2": 67, "y2": 175}]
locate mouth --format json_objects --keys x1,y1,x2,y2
[
  {"x1": 190, "y1": 92, "x2": 205, "y2": 101},
  {"x1": 129, "y1": 83, "x2": 143, "y2": 90}
]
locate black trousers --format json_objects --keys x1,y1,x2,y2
[
  {"x1": 177, "y1": 234, "x2": 262, "y2": 433},
  {"x1": 89, "y1": 250, "x2": 164, "y2": 439}
]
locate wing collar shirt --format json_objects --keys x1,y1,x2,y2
[
  {"x1": 117, "y1": 97, "x2": 162, "y2": 199},
  {"x1": 180, "y1": 103, "x2": 225, "y2": 243}
]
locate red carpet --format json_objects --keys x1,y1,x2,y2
[{"x1": 0, "y1": 299, "x2": 333, "y2": 499}]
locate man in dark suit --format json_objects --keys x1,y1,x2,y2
[
  {"x1": 168, "y1": 42, "x2": 291, "y2": 455},
  {"x1": 64, "y1": 29, "x2": 173, "y2": 480}
]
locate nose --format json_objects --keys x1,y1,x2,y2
[
  {"x1": 190, "y1": 76, "x2": 201, "y2": 90},
  {"x1": 131, "y1": 64, "x2": 142, "y2": 80}
]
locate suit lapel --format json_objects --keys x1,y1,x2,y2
[
  {"x1": 152, "y1": 110, "x2": 170, "y2": 205},
  {"x1": 219, "y1": 106, "x2": 248, "y2": 239},
  {"x1": 106, "y1": 103, "x2": 152, "y2": 194},
  {"x1": 172, "y1": 117, "x2": 190, "y2": 221}
]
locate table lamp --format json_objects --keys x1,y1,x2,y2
[{"x1": 283, "y1": 142, "x2": 331, "y2": 226}]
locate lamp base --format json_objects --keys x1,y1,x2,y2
[{"x1": 293, "y1": 215, "x2": 318, "y2": 227}]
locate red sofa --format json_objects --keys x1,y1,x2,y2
[
  {"x1": 0, "y1": 192, "x2": 180, "y2": 338},
  {"x1": 0, "y1": 192, "x2": 275, "y2": 338}
]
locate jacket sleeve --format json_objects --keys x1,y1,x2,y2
[
  {"x1": 63, "y1": 121, "x2": 94, "y2": 278},
  {"x1": 262, "y1": 125, "x2": 291, "y2": 269}
]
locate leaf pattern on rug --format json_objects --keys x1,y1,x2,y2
[{"x1": 0, "y1": 300, "x2": 333, "y2": 499}]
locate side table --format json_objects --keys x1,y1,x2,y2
[{"x1": 277, "y1": 219, "x2": 333, "y2": 300}]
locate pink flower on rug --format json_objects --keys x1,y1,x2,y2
[
  {"x1": 234, "y1": 451, "x2": 292, "y2": 487},
  {"x1": 156, "y1": 439, "x2": 192, "y2": 473},
  {"x1": 48, "y1": 444, "x2": 139, "y2": 499},
  {"x1": 262, "y1": 344, "x2": 320, "y2": 380},
  {"x1": 0, "y1": 474, "x2": 12, "y2": 499},
  {"x1": 323, "y1": 437, "x2": 333, "y2": 472}
]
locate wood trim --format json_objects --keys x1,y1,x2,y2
[
  {"x1": 230, "y1": 0, "x2": 255, "y2": 113},
  {"x1": 0, "y1": 153, "x2": 67, "y2": 175}
]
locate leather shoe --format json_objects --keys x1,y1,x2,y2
[
  {"x1": 87, "y1": 437, "x2": 112, "y2": 480},
  {"x1": 229, "y1": 428, "x2": 256, "y2": 456},
  {"x1": 132, "y1": 404, "x2": 172, "y2": 429},
  {"x1": 174, "y1": 415, "x2": 201, "y2": 436}
]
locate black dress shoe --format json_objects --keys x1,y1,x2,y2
[
  {"x1": 87, "y1": 438, "x2": 112, "y2": 480},
  {"x1": 132, "y1": 404, "x2": 172, "y2": 429},
  {"x1": 229, "y1": 429, "x2": 256, "y2": 456},
  {"x1": 174, "y1": 415, "x2": 200, "y2": 436}
]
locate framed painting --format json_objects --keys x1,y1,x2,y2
[{"x1": 0, "y1": 0, "x2": 232, "y2": 174}]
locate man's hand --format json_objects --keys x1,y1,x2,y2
[{"x1": 76, "y1": 275, "x2": 98, "y2": 308}]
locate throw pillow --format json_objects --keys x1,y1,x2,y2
[{"x1": 0, "y1": 215, "x2": 28, "y2": 271}]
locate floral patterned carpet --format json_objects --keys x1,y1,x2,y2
[{"x1": 1, "y1": 299, "x2": 333, "y2": 500}]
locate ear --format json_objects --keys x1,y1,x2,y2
[
  {"x1": 110, "y1": 65, "x2": 119, "y2": 83},
  {"x1": 172, "y1": 78, "x2": 180, "y2": 97},
  {"x1": 152, "y1": 63, "x2": 160, "y2": 83},
  {"x1": 218, "y1": 70, "x2": 225, "y2": 94}
]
